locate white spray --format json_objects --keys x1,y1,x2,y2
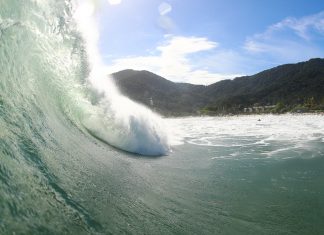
[{"x1": 73, "y1": 0, "x2": 170, "y2": 155}]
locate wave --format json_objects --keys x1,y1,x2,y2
[{"x1": 0, "y1": 0, "x2": 169, "y2": 156}]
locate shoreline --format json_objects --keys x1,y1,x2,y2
[{"x1": 162, "y1": 111, "x2": 324, "y2": 118}]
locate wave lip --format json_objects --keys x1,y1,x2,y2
[
  {"x1": 73, "y1": 0, "x2": 170, "y2": 156},
  {"x1": 82, "y1": 95, "x2": 170, "y2": 156}
]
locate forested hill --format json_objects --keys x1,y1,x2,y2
[
  {"x1": 112, "y1": 69, "x2": 207, "y2": 116},
  {"x1": 112, "y1": 58, "x2": 324, "y2": 116}
]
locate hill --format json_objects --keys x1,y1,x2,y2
[
  {"x1": 112, "y1": 69, "x2": 206, "y2": 115},
  {"x1": 112, "y1": 58, "x2": 324, "y2": 116}
]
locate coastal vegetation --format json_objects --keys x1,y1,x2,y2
[{"x1": 112, "y1": 58, "x2": 324, "y2": 116}]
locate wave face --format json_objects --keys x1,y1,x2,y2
[
  {"x1": 0, "y1": 0, "x2": 168, "y2": 233},
  {"x1": 0, "y1": 0, "x2": 169, "y2": 158}
]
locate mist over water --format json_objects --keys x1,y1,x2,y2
[{"x1": 0, "y1": 0, "x2": 324, "y2": 234}]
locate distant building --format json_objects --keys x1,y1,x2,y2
[
  {"x1": 253, "y1": 106, "x2": 265, "y2": 112},
  {"x1": 243, "y1": 105, "x2": 275, "y2": 113},
  {"x1": 244, "y1": 108, "x2": 253, "y2": 113},
  {"x1": 149, "y1": 97, "x2": 154, "y2": 106}
]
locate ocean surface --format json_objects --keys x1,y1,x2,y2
[{"x1": 1, "y1": 0, "x2": 324, "y2": 234}]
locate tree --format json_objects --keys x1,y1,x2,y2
[
  {"x1": 304, "y1": 97, "x2": 316, "y2": 109},
  {"x1": 273, "y1": 101, "x2": 285, "y2": 113}
]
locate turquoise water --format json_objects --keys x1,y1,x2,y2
[
  {"x1": 1, "y1": 0, "x2": 324, "y2": 234},
  {"x1": 1, "y1": 113, "x2": 324, "y2": 234}
]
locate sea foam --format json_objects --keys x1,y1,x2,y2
[{"x1": 73, "y1": 0, "x2": 170, "y2": 155}]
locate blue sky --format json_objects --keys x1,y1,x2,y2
[{"x1": 97, "y1": 0, "x2": 324, "y2": 84}]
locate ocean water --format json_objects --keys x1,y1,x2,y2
[{"x1": 1, "y1": 0, "x2": 324, "y2": 234}]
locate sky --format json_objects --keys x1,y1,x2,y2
[{"x1": 96, "y1": 0, "x2": 324, "y2": 84}]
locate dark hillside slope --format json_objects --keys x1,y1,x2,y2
[
  {"x1": 112, "y1": 69, "x2": 206, "y2": 115},
  {"x1": 112, "y1": 59, "x2": 324, "y2": 115},
  {"x1": 205, "y1": 58, "x2": 324, "y2": 109}
]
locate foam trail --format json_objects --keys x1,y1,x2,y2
[{"x1": 73, "y1": 0, "x2": 170, "y2": 155}]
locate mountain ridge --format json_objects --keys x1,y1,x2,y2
[{"x1": 112, "y1": 58, "x2": 324, "y2": 116}]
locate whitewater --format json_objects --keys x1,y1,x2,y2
[{"x1": 1, "y1": 0, "x2": 324, "y2": 234}]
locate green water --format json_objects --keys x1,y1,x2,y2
[
  {"x1": 1, "y1": 0, "x2": 324, "y2": 234},
  {"x1": 1, "y1": 137, "x2": 324, "y2": 234}
]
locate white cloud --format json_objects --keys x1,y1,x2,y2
[
  {"x1": 269, "y1": 11, "x2": 324, "y2": 40},
  {"x1": 105, "y1": 12, "x2": 324, "y2": 85},
  {"x1": 158, "y1": 2, "x2": 172, "y2": 16},
  {"x1": 158, "y1": 2, "x2": 175, "y2": 32},
  {"x1": 105, "y1": 36, "x2": 240, "y2": 85},
  {"x1": 158, "y1": 36, "x2": 217, "y2": 55},
  {"x1": 107, "y1": 0, "x2": 122, "y2": 5},
  {"x1": 158, "y1": 16, "x2": 176, "y2": 32},
  {"x1": 244, "y1": 11, "x2": 324, "y2": 61}
]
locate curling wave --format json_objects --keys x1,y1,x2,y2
[{"x1": 0, "y1": 0, "x2": 169, "y2": 157}]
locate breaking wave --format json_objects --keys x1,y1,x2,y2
[{"x1": 0, "y1": 0, "x2": 169, "y2": 156}]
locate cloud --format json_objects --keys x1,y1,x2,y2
[
  {"x1": 158, "y1": 16, "x2": 176, "y2": 33},
  {"x1": 268, "y1": 11, "x2": 324, "y2": 40},
  {"x1": 158, "y1": 36, "x2": 217, "y2": 54},
  {"x1": 105, "y1": 36, "x2": 240, "y2": 84},
  {"x1": 107, "y1": 0, "x2": 122, "y2": 5},
  {"x1": 244, "y1": 11, "x2": 324, "y2": 62},
  {"x1": 105, "y1": 12, "x2": 324, "y2": 85},
  {"x1": 158, "y1": 2, "x2": 172, "y2": 16},
  {"x1": 157, "y1": 2, "x2": 175, "y2": 33}
]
